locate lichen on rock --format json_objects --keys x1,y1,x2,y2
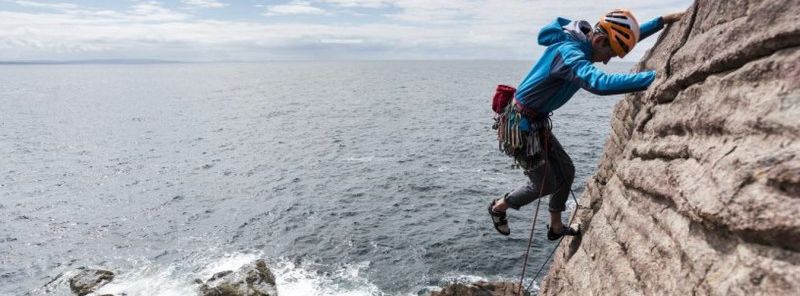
[{"x1": 540, "y1": 0, "x2": 800, "y2": 295}]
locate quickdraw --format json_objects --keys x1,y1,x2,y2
[{"x1": 493, "y1": 103, "x2": 550, "y2": 170}]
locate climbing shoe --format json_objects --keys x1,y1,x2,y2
[
  {"x1": 547, "y1": 224, "x2": 580, "y2": 241},
  {"x1": 488, "y1": 199, "x2": 510, "y2": 236}
]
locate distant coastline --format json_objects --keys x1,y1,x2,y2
[
  {"x1": 0, "y1": 59, "x2": 638, "y2": 68},
  {"x1": 0, "y1": 59, "x2": 183, "y2": 65}
]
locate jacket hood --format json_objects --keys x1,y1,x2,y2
[{"x1": 537, "y1": 17, "x2": 593, "y2": 48}]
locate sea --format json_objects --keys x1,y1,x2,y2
[{"x1": 0, "y1": 61, "x2": 630, "y2": 296}]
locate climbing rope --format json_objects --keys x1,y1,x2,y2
[
  {"x1": 515, "y1": 126, "x2": 582, "y2": 295},
  {"x1": 525, "y1": 189, "x2": 580, "y2": 292},
  {"x1": 517, "y1": 130, "x2": 551, "y2": 296}
]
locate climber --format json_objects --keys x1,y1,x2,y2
[{"x1": 489, "y1": 9, "x2": 685, "y2": 239}]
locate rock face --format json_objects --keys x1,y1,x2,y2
[
  {"x1": 68, "y1": 269, "x2": 115, "y2": 296},
  {"x1": 430, "y1": 281, "x2": 530, "y2": 296},
  {"x1": 540, "y1": 1, "x2": 800, "y2": 295},
  {"x1": 198, "y1": 259, "x2": 278, "y2": 296}
]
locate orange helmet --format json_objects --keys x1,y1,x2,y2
[{"x1": 597, "y1": 9, "x2": 640, "y2": 58}]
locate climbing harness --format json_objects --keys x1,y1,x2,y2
[{"x1": 494, "y1": 102, "x2": 549, "y2": 169}]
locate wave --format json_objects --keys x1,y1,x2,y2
[
  {"x1": 92, "y1": 252, "x2": 386, "y2": 296},
  {"x1": 48, "y1": 251, "x2": 534, "y2": 296}
]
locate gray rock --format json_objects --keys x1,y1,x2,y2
[
  {"x1": 541, "y1": 0, "x2": 800, "y2": 295},
  {"x1": 429, "y1": 281, "x2": 530, "y2": 296},
  {"x1": 69, "y1": 269, "x2": 115, "y2": 296},
  {"x1": 198, "y1": 259, "x2": 278, "y2": 296}
]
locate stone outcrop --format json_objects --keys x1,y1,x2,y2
[
  {"x1": 197, "y1": 259, "x2": 278, "y2": 296},
  {"x1": 430, "y1": 281, "x2": 530, "y2": 296},
  {"x1": 68, "y1": 268, "x2": 115, "y2": 296},
  {"x1": 34, "y1": 260, "x2": 278, "y2": 296},
  {"x1": 540, "y1": 0, "x2": 800, "y2": 295}
]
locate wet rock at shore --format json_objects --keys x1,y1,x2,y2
[
  {"x1": 68, "y1": 268, "x2": 115, "y2": 296},
  {"x1": 430, "y1": 281, "x2": 530, "y2": 296},
  {"x1": 198, "y1": 259, "x2": 278, "y2": 296}
]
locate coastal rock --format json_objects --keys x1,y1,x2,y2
[
  {"x1": 198, "y1": 259, "x2": 278, "y2": 296},
  {"x1": 429, "y1": 281, "x2": 530, "y2": 296},
  {"x1": 68, "y1": 268, "x2": 115, "y2": 296},
  {"x1": 541, "y1": 0, "x2": 800, "y2": 295}
]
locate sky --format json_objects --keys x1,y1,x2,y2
[{"x1": 0, "y1": 0, "x2": 693, "y2": 61}]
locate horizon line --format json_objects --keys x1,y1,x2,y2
[{"x1": 0, "y1": 58, "x2": 640, "y2": 65}]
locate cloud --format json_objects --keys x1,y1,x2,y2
[
  {"x1": 320, "y1": 38, "x2": 365, "y2": 44},
  {"x1": 181, "y1": 0, "x2": 227, "y2": 9},
  {"x1": 264, "y1": 1, "x2": 326, "y2": 16},
  {"x1": 10, "y1": 0, "x2": 79, "y2": 10},
  {"x1": 0, "y1": 0, "x2": 693, "y2": 61},
  {"x1": 321, "y1": 0, "x2": 389, "y2": 8},
  {"x1": 5, "y1": 0, "x2": 192, "y2": 22},
  {"x1": 129, "y1": 2, "x2": 191, "y2": 21}
]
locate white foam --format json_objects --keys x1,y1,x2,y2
[
  {"x1": 198, "y1": 252, "x2": 261, "y2": 279},
  {"x1": 438, "y1": 273, "x2": 489, "y2": 283},
  {"x1": 90, "y1": 252, "x2": 525, "y2": 296},
  {"x1": 93, "y1": 252, "x2": 264, "y2": 296},
  {"x1": 273, "y1": 260, "x2": 383, "y2": 296},
  {"x1": 91, "y1": 252, "x2": 387, "y2": 296},
  {"x1": 416, "y1": 273, "x2": 539, "y2": 296},
  {"x1": 94, "y1": 265, "x2": 197, "y2": 296}
]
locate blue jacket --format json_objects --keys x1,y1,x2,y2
[{"x1": 515, "y1": 16, "x2": 665, "y2": 116}]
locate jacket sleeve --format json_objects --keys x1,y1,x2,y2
[
  {"x1": 639, "y1": 17, "x2": 665, "y2": 41},
  {"x1": 551, "y1": 44, "x2": 656, "y2": 95}
]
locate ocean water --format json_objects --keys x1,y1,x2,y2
[{"x1": 0, "y1": 61, "x2": 629, "y2": 295}]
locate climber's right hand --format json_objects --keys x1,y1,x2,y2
[{"x1": 663, "y1": 12, "x2": 685, "y2": 24}]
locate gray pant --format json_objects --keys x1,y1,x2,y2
[{"x1": 504, "y1": 133, "x2": 575, "y2": 212}]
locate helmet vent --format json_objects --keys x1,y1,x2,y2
[
  {"x1": 615, "y1": 28, "x2": 631, "y2": 40},
  {"x1": 616, "y1": 35, "x2": 630, "y2": 53},
  {"x1": 607, "y1": 19, "x2": 631, "y2": 29}
]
